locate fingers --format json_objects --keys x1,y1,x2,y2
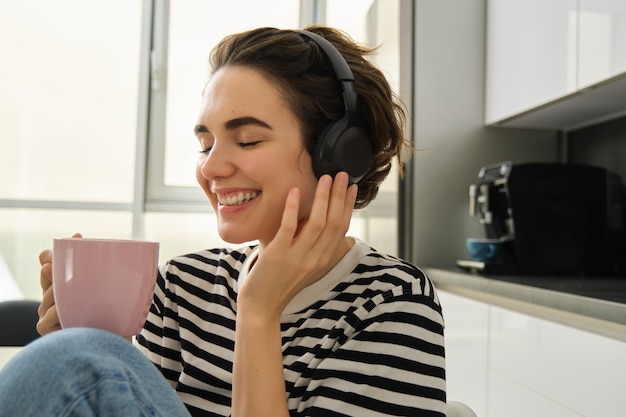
[
  {"x1": 37, "y1": 282, "x2": 61, "y2": 335},
  {"x1": 310, "y1": 172, "x2": 356, "y2": 255},
  {"x1": 38, "y1": 250, "x2": 59, "y2": 335},
  {"x1": 295, "y1": 174, "x2": 335, "y2": 248},
  {"x1": 36, "y1": 305, "x2": 61, "y2": 335},
  {"x1": 39, "y1": 249, "x2": 52, "y2": 287},
  {"x1": 242, "y1": 174, "x2": 355, "y2": 314},
  {"x1": 274, "y1": 187, "x2": 301, "y2": 246},
  {"x1": 36, "y1": 233, "x2": 82, "y2": 335},
  {"x1": 40, "y1": 233, "x2": 81, "y2": 288},
  {"x1": 312, "y1": 172, "x2": 347, "y2": 234},
  {"x1": 39, "y1": 248, "x2": 52, "y2": 267},
  {"x1": 293, "y1": 172, "x2": 355, "y2": 253},
  {"x1": 40, "y1": 261, "x2": 52, "y2": 293},
  {"x1": 265, "y1": 173, "x2": 356, "y2": 262},
  {"x1": 327, "y1": 172, "x2": 356, "y2": 233}
]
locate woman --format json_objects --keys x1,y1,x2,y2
[{"x1": 0, "y1": 26, "x2": 445, "y2": 416}]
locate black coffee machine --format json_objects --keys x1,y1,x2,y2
[{"x1": 460, "y1": 161, "x2": 625, "y2": 276}]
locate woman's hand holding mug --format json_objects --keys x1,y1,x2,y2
[
  {"x1": 36, "y1": 233, "x2": 82, "y2": 335},
  {"x1": 36, "y1": 232, "x2": 159, "y2": 338}
]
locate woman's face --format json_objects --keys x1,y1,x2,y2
[{"x1": 195, "y1": 65, "x2": 318, "y2": 246}]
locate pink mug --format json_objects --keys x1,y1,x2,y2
[{"x1": 52, "y1": 238, "x2": 159, "y2": 337}]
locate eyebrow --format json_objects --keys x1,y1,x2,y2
[{"x1": 193, "y1": 116, "x2": 272, "y2": 135}]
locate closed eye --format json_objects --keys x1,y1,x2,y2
[
  {"x1": 239, "y1": 141, "x2": 261, "y2": 148},
  {"x1": 197, "y1": 136, "x2": 213, "y2": 154},
  {"x1": 198, "y1": 141, "x2": 258, "y2": 154}
]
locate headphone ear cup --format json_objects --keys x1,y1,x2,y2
[
  {"x1": 312, "y1": 118, "x2": 373, "y2": 184},
  {"x1": 333, "y1": 125, "x2": 373, "y2": 184}
]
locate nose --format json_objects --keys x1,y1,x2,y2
[{"x1": 197, "y1": 141, "x2": 235, "y2": 181}]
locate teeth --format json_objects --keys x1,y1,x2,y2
[{"x1": 218, "y1": 191, "x2": 258, "y2": 206}]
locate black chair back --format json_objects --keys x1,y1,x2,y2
[{"x1": 0, "y1": 300, "x2": 41, "y2": 346}]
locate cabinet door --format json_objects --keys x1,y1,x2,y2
[
  {"x1": 485, "y1": 0, "x2": 577, "y2": 124},
  {"x1": 489, "y1": 306, "x2": 626, "y2": 417},
  {"x1": 578, "y1": 0, "x2": 626, "y2": 88},
  {"x1": 437, "y1": 291, "x2": 489, "y2": 417}
]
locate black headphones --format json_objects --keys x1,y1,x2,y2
[{"x1": 298, "y1": 30, "x2": 373, "y2": 185}]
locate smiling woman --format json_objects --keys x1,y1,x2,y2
[{"x1": 0, "y1": 24, "x2": 445, "y2": 417}]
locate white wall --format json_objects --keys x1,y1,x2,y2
[{"x1": 0, "y1": 253, "x2": 23, "y2": 301}]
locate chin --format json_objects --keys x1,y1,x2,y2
[
  {"x1": 219, "y1": 234, "x2": 248, "y2": 245},
  {"x1": 218, "y1": 229, "x2": 256, "y2": 245}
]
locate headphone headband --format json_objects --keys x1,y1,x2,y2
[{"x1": 298, "y1": 30, "x2": 355, "y2": 82}]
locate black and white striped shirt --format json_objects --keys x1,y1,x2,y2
[{"x1": 136, "y1": 239, "x2": 446, "y2": 416}]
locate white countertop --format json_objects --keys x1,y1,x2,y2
[{"x1": 426, "y1": 267, "x2": 626, "y2": 342}]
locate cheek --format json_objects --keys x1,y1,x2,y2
[
  {"x1": 292, "y1": 151, "x2": 318, "y2": 217},
  {"x1": 298, "y1": 181, "x2": 318, "y2": 219},
  {"x1": 295, "y1": 148, "x2": 314, "y2": 174}
]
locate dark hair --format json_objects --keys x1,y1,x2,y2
[{"x1": 208, "y1": 26, "x2": 409, "y2": 209}]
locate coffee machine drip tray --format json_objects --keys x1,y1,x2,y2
[{"x1": 456, "y1": 259, "x2": 521, "y2": 275}]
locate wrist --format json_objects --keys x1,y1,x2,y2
[{"x1": 236, "y1": 293, "x2": 282, "y2": 326}]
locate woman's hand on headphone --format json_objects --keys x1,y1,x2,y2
[{"x1": 238, "y1": 171, "x2": 357, "y2": 320}]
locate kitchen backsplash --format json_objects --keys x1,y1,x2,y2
[{"x1": 569, "y1": 115, "x2": 626, "y2": 185}]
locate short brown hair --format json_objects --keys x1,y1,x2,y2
[{"x1": 208, "y1": 26, "x2": 409, "y2": 209}]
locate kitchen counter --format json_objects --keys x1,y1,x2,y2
[{"x1": 426, "y1": 268, "x2": 626, "y2": 342}]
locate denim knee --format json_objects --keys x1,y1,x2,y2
[{"x1": 0, "y1": 328, "x2": 190, "y2": 417}]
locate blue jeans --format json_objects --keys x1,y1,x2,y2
[{"x1": 0, "y1": 328, "x2": 191, "y2": 417}]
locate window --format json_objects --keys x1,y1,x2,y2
[
  {"x1": 0, "y1": 0, "x2": 144, "y2": 299},
  {"x1": 0, "y1": 0, "x2": 143, "y2": 203}
]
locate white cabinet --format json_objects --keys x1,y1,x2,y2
[
  {"x1": 485, "y1": 0, "x2": 577, "y2": 125},
  {"x1": 439, "y1": 289, "x2": 626, "y2": 416},
  {"x1": 438, "y1": 291, "x2": 489, "y2": 417},
  {"x1": 486, "y1": 372, "x2": 579, "y2": 417},
  {"x1": 485, "y1": 0, "x2": 626, "y2": 130},
  {"x1": 489, "y1": 305, "x2": 626, "y2": 417},
  {"x1": 578, "y1": 0, "x2": 626, "y2": 88}
]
